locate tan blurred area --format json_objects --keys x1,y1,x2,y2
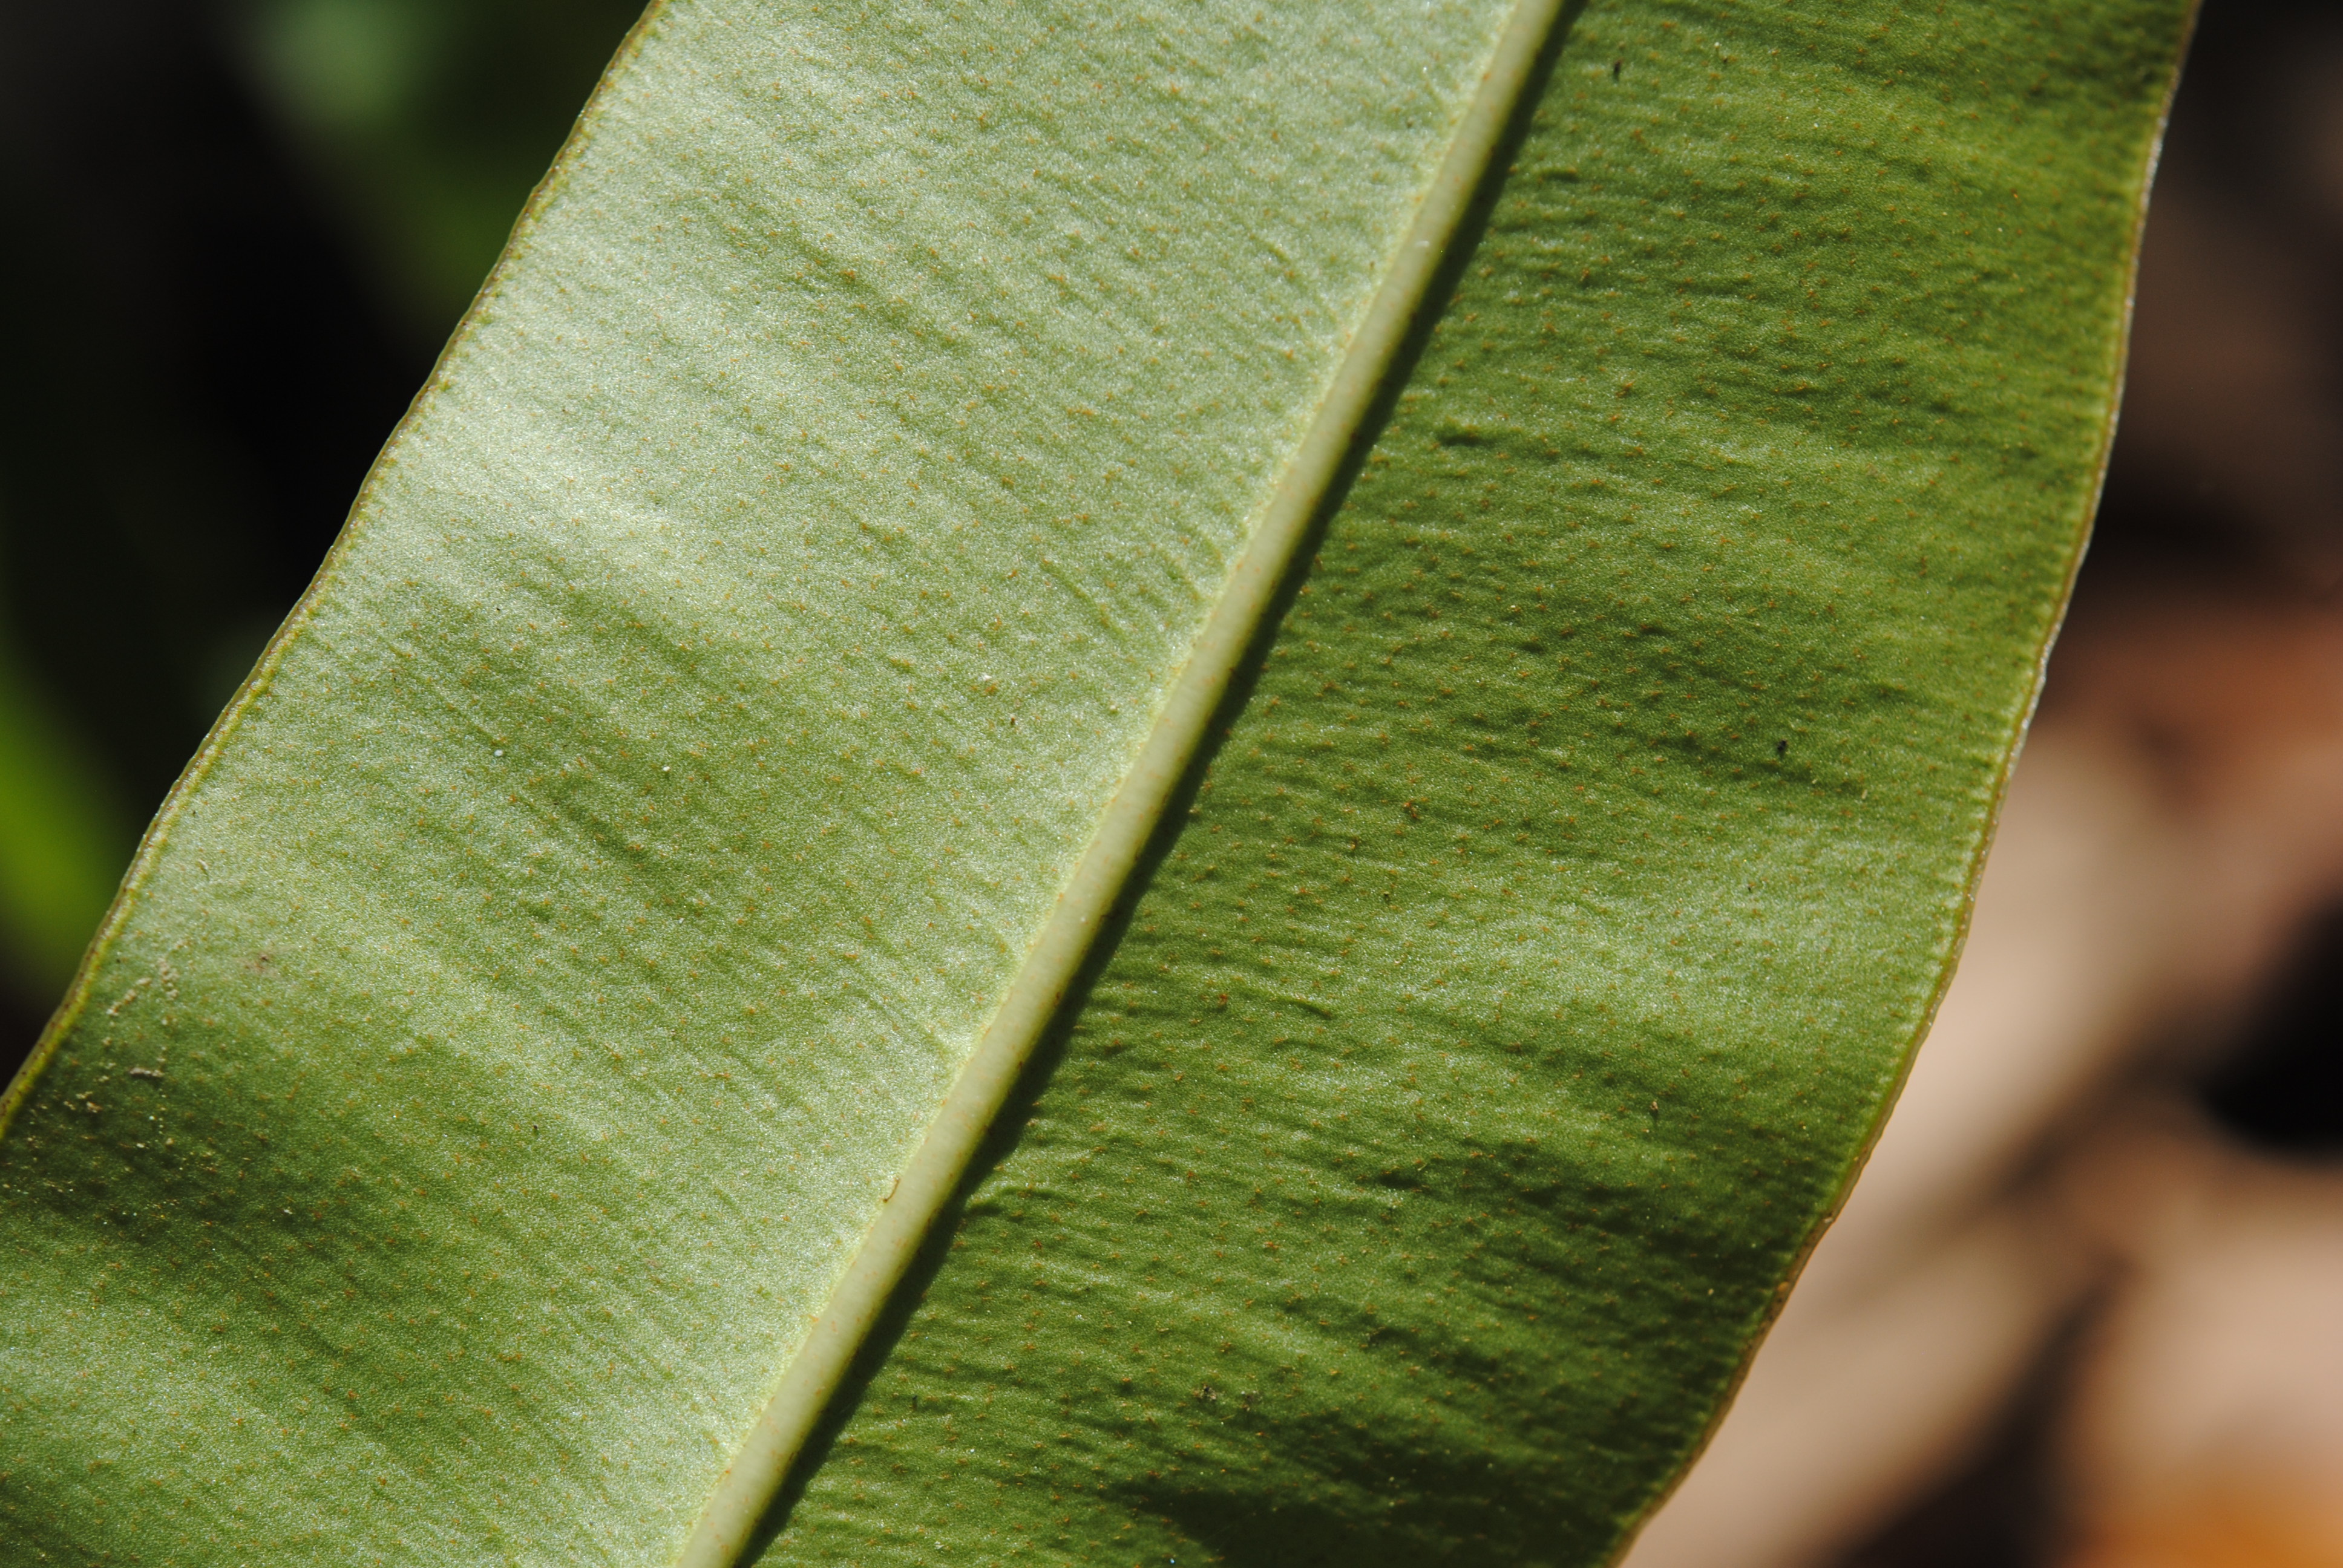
[{"x1": 1620, "y1": 4, "x2": 2343, "y2": 1566}]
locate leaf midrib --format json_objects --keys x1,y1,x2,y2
[{"x1": 670, "y1": 1, "x2": 1567, "y2": 1558}]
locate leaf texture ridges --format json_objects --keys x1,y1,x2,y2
[
  {"x1": 0, "y1": 0, "x2": 2194, "y2": 1564},
  {"x1": 675, "y1": 1, "x2": 1569, "y2": 1558},
  {"x1": 749, "y1": 1, "x2": 2193, "y2": 1563},
  {"x1": 2, "y1": 0, "x2": 1550, "y2": 1561}
]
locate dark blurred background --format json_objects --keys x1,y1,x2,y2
[{"x1": 1, "y1": 2, "x2": 2338, "y2": 1564}]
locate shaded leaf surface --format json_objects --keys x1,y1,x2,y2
[{"x1": 0, "y1": 0, "x2": 2188, "y2": 1564}]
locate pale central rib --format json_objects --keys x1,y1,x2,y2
[{"x1": 673, "y1": 5, "x2": 1567, "y2": 1560}]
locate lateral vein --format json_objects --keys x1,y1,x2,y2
[{"x1": 672, "y1": 4, "x2": 1565, "y2": 1560}]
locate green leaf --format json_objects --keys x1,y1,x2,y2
[{"x1": 0, "y1": 0, "x2": 2191, "y2": 1563}]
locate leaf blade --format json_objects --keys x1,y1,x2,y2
[
  {"x1": 756, "y1": 0, "x2": 2195, "y2": 1563},
  {"x1": 0, "y1": 0, "x2": 2193, "y2": 1563},
  {"x1": 0, "y1": 0, "x2": 1578, "y2": 1560},
  {"x1": 676, "y1": 3, "x2": 1575, "y2": 1555}
]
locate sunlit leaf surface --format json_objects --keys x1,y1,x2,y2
[{"x1": 0, "y1": 0, "x2": 2191, "y2": 1563}]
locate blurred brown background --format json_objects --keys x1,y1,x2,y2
[{"x1": 0, "y1": 2, "x2": 2337, "y2": 1564}]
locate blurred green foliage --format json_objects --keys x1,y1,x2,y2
[
  {"x1": 0, "y1": 587, "x2": 126, "y2": 1003},
  {"x1": 231, "y1": 0, "x2": 648, "y2": 342}
]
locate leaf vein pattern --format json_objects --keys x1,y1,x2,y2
[{"x1": 675, "y1": 2, "x2": 1568, "y2": 1560}]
